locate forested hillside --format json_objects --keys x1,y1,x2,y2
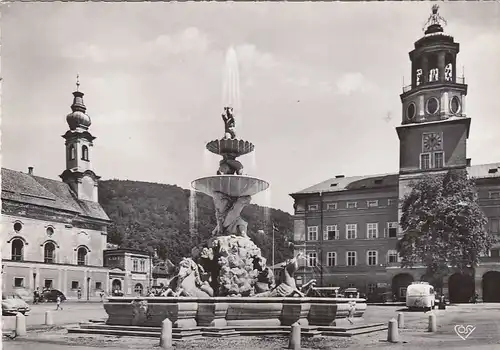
[{"x1": 98, "y1": 180, "x2": 294, "y2": 265}]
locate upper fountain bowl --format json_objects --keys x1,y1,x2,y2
[
  {"x1": 206, "y1": 139, "x2": 255, "y2": 157},
  {"x1": 191, "y1": 175, "x2": 269, "y2": 197}
]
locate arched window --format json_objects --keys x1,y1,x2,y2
[
  {"x1": 11, "y1": 239, "x2": 24, "y2": 261},
  {"x1": 44, "y1": 242, "x2": 56, "y2": 263},
  {"x1": 77, "y1": 247, "x2": 88, "y2": 266},
  {"x1": 69, "y1": 145, "x2": 76, "y2": 161},
  {"x1": 134, "y1": 283, "x2": 143, "y2": 296},
  {"x1": 81, "y1": 145, "x2": 89, "y2": 161}
]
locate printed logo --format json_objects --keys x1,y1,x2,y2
[{"x1": 454, "y1": 325, "x2": 476, "y2": 340}]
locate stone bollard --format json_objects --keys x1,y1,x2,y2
[
  {"x1": 45, "y1": 310, "x2": 54, "y2": 326},
  {"x1": 288, "y1": 322, "x2": 301, "y2": 350},
  {"x1": 15, "y1": 312, "x2": 27, "y2": 336},
  {"x1": 397, "y1": 312, "x2": 404, "y2": 329},
  {"x1": 387, "y1": 318, "x2": 399, "y2": 343},
  {"x1": 159, "y1": 318, "x2": 173, "y2": 349},
  {"x1": 428, "y1": 313, "x2": 437, "y2": 332}
]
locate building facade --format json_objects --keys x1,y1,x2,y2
[
  {"x1": 104, "y1": 249, "x2": 152, "y2": 296},
  {"x1": 290, "y1": 7, "x2": 500, "y2": 303},
  {"x1": 1, "y1": 81, "x2": 112, "y2": 300}
]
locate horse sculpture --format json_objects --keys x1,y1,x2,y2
[{"x1": 163, "y1": 257, "x2": 214, "y2": 297}]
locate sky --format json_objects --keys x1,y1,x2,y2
[{"x1": 1, "y1": 2, "x2": 500, "y2": 214}]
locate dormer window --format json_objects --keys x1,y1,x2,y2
[{"x1": 81, "y1": 145, "x2": 89, "y2": 161}]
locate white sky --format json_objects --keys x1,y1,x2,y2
[{"x1": 2, "y1": 2, "x2": 500, "y2": 213}]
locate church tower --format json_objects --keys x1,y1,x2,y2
[
  {"x1": 397, "y1": 6, "x2": 470, "y2": 230},
  {"x1": 60, "y1": 76, "x2": 101, "y2": 202}
]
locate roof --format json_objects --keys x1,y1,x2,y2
[
  {"x1": 103, "y1": 248, "x2": 150, "y2": 256},
  {"x1": 291, "y1": 162, "x2": 500, "y2": 196},
  {"x1": 1, "y1": 167, "x2": 110, "y2": 222}
]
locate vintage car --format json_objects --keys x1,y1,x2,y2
[
  {"x1": 2, "y1": 294, "x2": 31, "y2": 316},
  {"x1": 343, "y1": 288, "x2": 360, "y2": 298},
  {"x1": 40, "y1": 289, "x2": 67, "y2": 302},
  {"x1": 406, "y1": 282, "x2": 436, "y2": 311}
]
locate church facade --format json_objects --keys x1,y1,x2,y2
[
  {"x1": 1, "y1": 82, "x2": 113, "y2": 299},
  {"x1": 290, "y1": 7, "x2": 500, "y2": 303}
]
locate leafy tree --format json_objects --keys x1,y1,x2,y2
[
  {"x1": 397, "y1": 169, "x2": 496, "y2": 286},
  {"x1": 98, "y1": 180, "x2": 294, "y2": 265}
]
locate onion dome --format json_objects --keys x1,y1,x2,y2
[{"x1": 66, "y1": 75, "x2": 92, "y2": 130}]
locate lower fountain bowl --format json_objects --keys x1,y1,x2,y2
[{"x1": 191, "y1": 175, "x2": 269, "y2": 197}]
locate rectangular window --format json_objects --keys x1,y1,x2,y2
[
  {"x1": 387, "y1": 250, "x2": 398, "y2": 263},
  {"x1": 44, "y1": 279, "x2": 53, "y2": 289},
  {"x1": 387, "y1": 222, "x2": 398, "y2": 238},
  {"x1": 388, "y1": 198, "x2": 396, "y2": 206},
  {"x1": 367, "y1": 283, "x2": 376, "y2": 294},
  {"x1": 348, "y1": 283, "x2": 355, "y2": 288},
  {"x1": 367, "y1": 200, "x2": 379, "y2": 208},
  {"x1": 71, "y1": 281, "x2": 79, "y2": 289},
  {"x1": 95, "y1": 282, "x2": 102, "y2": 290},
  {"x1": 140, "y1": 260, "x2": 146, "y2": 272},
  {"x1": 367, "y1": 251, "x2": 378, "y2": 266},
  {"x1": 325, "y1": 225, "x2": 339, "y2": 240},
  {"x1": 489, "y1": 191, "x2": 500, "y2": 200},
  {"x1": 346, "y1": 202, "x2": 357, "y2": 209},
  {"x1": 491, "y1": 249, "x2": 500, "y2": 258},
  {"x1": 347, "y1": 251, "x2": 357, "y2": 266},
  {"x1": 14, "y1": 278, "x2": 24, "y2": 288},
  {"x1": 346, "y1": 224, "x2": 357, "y2": 239},
  {"x1": 133, "y1": 259, "x2": 139, "y2": 272},
  {"x1": 308, "y1": 204, "x2": 319, "y2": 211},
  {"x1": 367, "y1": 223, "x2": 378, "y2": 239},
  {"x1": 307, "y1": 226, "x2": 318, "y2": 241},
  {"x1": 433, "y1": 151, "x2": 444, "y2": 168},
  {"x1": 326, "y1": 203, "x2": 337, "y2": 210},
  {"x1": 307, "y1": 252, "x2": 317, "y2": 267},
  {"x1": 420, "y1": 153, "x2": 431, "y2": 170},
  {"x1": 327, "y1": 252, "x2": 336, "y2": 267},
  {"x1": 490, "y1": 218, "x2": 499, "y2": 234}
]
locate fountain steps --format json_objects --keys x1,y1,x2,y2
[{"x1": 67, "y1": 321, "x2": 386, "y2": 339}]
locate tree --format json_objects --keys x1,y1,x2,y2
[{"x1": 397, "y1": 169, "x2": 496, "y2": 286}]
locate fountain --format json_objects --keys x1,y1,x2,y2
[{"x1": 96, "y1": 48, "x2": 376, "y2": 339}]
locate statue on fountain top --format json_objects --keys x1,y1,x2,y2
[{"x1": 222, "y1": 106, "x2": 236, "y2": 140}]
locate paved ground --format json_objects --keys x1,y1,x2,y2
[{"x1": 2, "y1": 303, "x2": 500, "y2": 349}]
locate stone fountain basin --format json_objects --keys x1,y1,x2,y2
[
  {"x1": 192, "y1": 175, "x2": 269, "y2": 197},
  {"x1": 104, "y1": 296, "x2": 366, "y2": 328}
]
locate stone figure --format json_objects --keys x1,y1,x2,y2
[
  {"x1": 212, "y1": 192, "x2": 251, "y2": 237},
  {"x1": 217, "y1": 153, "x2": 244, "y2": 175},
  {"x1": 252, "y1": 256, "x2": 275, "y2": 294},
  {"x1": 253, "y1": 253, "x2": 314, "y2": 297},
  {"x1": 131, "y1": 299, "x2": 150, "y2": 325},
  {"x1": 222, "y1": 107, "x2": 236, "y2": 139},
  {"x1": 163, "y1": 257, "x2": 214, "y2": 297}
]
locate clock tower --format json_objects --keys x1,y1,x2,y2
[{"x1": 396, "y1": 6, "x2": 471, "y2": 230}]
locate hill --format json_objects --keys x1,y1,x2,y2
[{"x1": 98, "y1": 179, "x2": 294, "y2": 265}]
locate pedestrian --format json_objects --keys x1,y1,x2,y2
[
  {"x1": 56, "y1": 295, "x2": 63, "y2": 310},
  {"x1": 77, "y1": 287, "x2": 82, "y2": 300},
  {"x1": 33, "y1": 287, "x2": 40, "y2": 304},
  {"x1": 99, "y1": 290, "x2": 104, "y2": 302}
]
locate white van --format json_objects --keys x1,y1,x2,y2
[{"x1": 406, "y1": 282, "x2": 436, "y2": 311}]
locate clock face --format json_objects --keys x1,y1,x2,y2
[{"x1": 422, "y1": 133, "x2": 443, "y2": 152}]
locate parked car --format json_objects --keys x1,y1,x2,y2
[
  {"x1": 406, "y1": 282, "x2": 436, "y2": 311},
  {"x1": 2, "y1": 294, "x2": 31, "y2": 316},
  {"x1": 40, "y1": 289, "x2": 66, "y2": 302},
  {"x1": 343, "y1": 288, "x2": 360, "y2": 298}
]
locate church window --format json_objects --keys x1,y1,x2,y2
[
  {"x1": 11, "y1": 239, "x2": 24, "y2": 261},
  {"x1": 433, "y1": 151, "x2": 444, "y2": 168},
  {"x1": 450, "y1": 96, "x2": 461, "y2": 114},
  {"x1": 81, "y1": 145, "x2": 89, "y2": 161},
  {"x1": 77, "y1": 247, "x2": 88, "y2": 266},
  {"x1": 426, "y1": 97, "x2": 439, "y2": 115},
  {"x1": 69, "y1": 145, "x2": 76, "y2": 160},
  {"x1": 13, "y1": 222, "x2": 22, "y2": 232},
  {"x1": 429, "y1": 68, "x2": 439, "y2": 82},
  {"x1": 44, "y1": 242, "x2": 56, "y2": 263}
]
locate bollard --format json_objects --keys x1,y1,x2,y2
[
  {"x1": 397, "y1": 312, "x2": 404, "y2": 329},
  {"x1": 387, "y1": 318, "x2": 399, "y2": 343},
  {"x1": 15, "y1": 312, "x2": 27, "y2": 337},
  {"x1": 159, "y1": 318, "x2": 173, "y2": 349},
  {"x1": 428, "y1": 313, "x2": 437, "y2": 332},
  {"x1": 45, "y1": 310, "x2": 54, "y2": 326},
  {"x1": 288, "y1": 322, "x2": 301, "y2": 350}
]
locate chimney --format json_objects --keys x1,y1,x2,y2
[
  {"x1": 466, "y1": 158, "x2": 471, "y2": 167},
  {"x1": 28, "y1": 167, "x2": 34, "y2": 175},
  {"x1": 335, "y1": 175, "x2": 345, "y2": 179}
]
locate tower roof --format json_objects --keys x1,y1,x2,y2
[{"x1": 66, "y1": 74, "x2": 92, "y2": 130}]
